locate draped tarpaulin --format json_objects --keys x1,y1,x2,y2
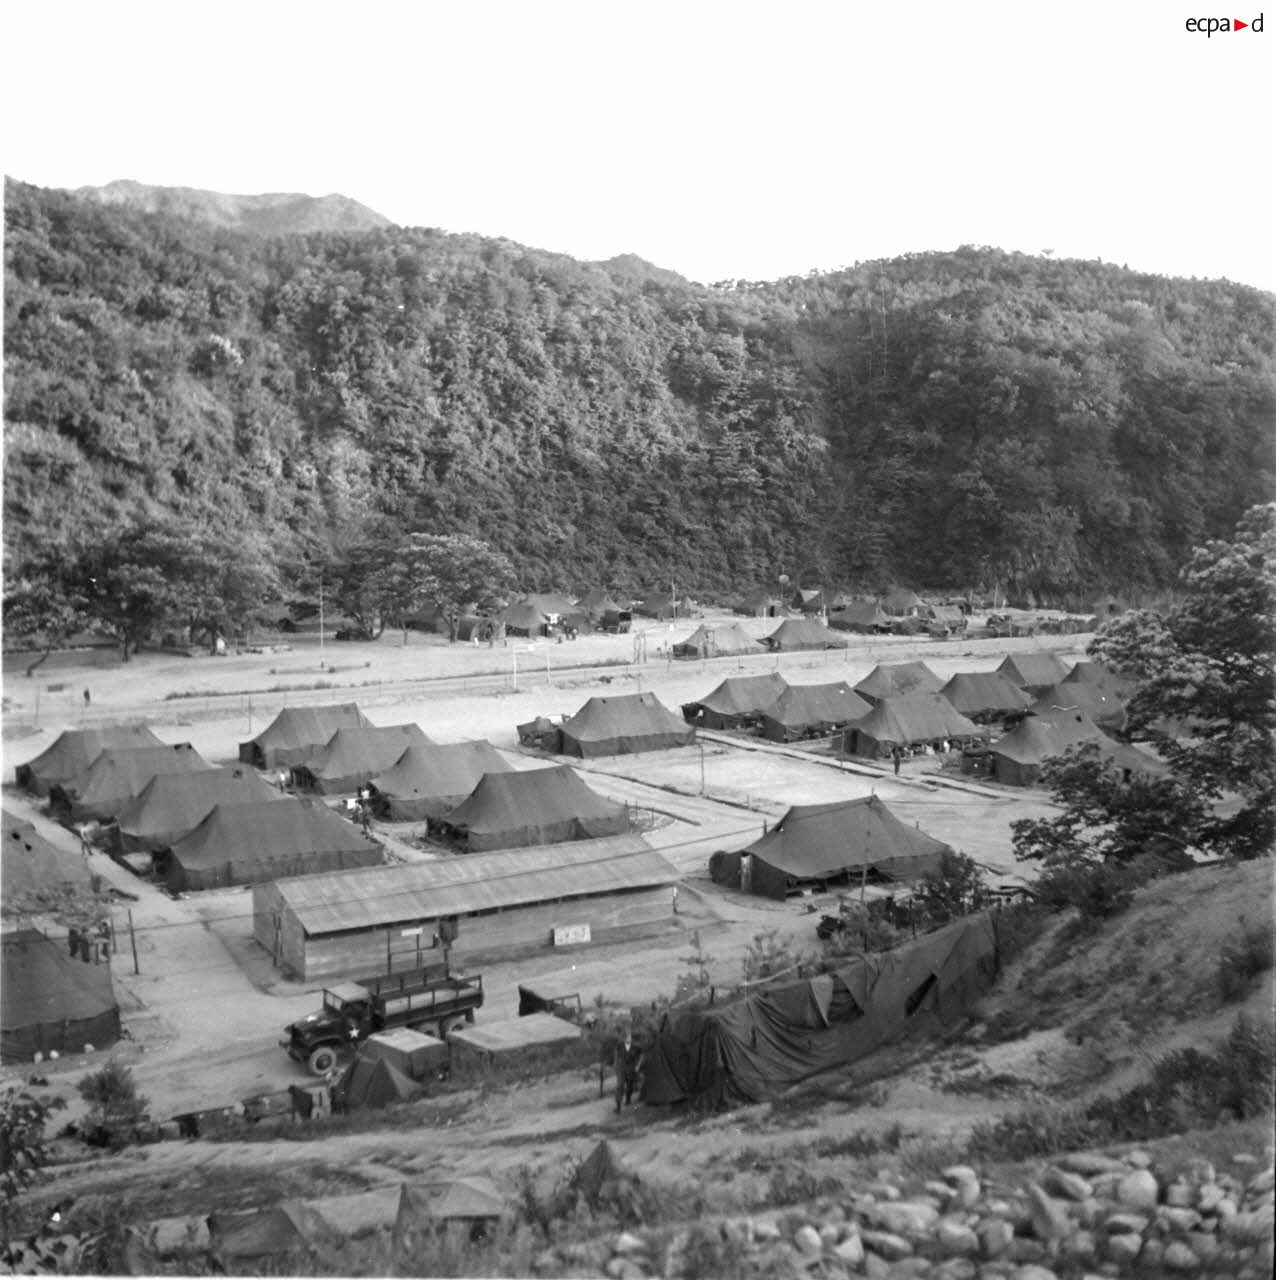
[{"x1": 641, "y1": 913, "x2": 1000, "y2": 1109}]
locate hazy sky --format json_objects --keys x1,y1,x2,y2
[{"x1": 3, "y1": 0, "x2": 1272, "y2": 289}]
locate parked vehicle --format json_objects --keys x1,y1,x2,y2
[{"x1": 281, "y1": 961, "x2": 484, "y2": 1075}]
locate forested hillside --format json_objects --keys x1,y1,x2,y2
[{"x1": 5, "y1": 178, "x2": 1274, "y2": 611}]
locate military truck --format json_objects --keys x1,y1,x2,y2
[{"x1": 282, "y1": 961, "x2": 484, "y2": 1075}]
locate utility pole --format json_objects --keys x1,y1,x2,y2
[{"x1": 319, "y1": 574, "x2": 326, "y2": 666}]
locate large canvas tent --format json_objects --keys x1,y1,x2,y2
[
  {"x1": 733, "y1": 591, "x2": 785, "y2": 618},
  {"x1": 671, "y1": 623, "x2": 766, "y2": 660},
  {"x1": 939, "y1": 672, "x2": 1032, "y2": 723},
  {"x1": 758, "y1": 683, "x2": 872, "y2": 743},
  {"x1": 394, "y1": 1178, "x2": 508, "y2": 1246},
  {"x1": 681, "y1": 673, "x2": 788, "y2": 731},
  {"x1": 828, "y1": 600, "x2": 891, "y2": 633},
  {"x1": 1030, "y1": 681, "x2": 1127, "y2": 732},
  {"x1": 367, "y1": 741, "x2": 512, "y2": 820},
  {"x1": 853, "y1": 662, "x2": 943, "y2": 706},
  {"x1": 985, "y1": 711, "x2": 1106, "y2": 786},
  {"x1": 577, "y1": 588, "x2": 624, "y2": 619},
  {"x1": 996, "y1": 651, "x2": 1070, "y2": 697},
  {"x1": 15, "y1": 724, "x2": 163, "y2": 795},
  {"x1": 50, "y1": 744, "x2": 212, "y2": 824},
  {"x1": 641, "y1": 913, "x2": 1000, "y2": 1109},
  {"x1": 1, "y1": 927, "x2": 120, "y2": 1063},
  {"x1": 500, "y1": 601, "x2": 550, "y2": 637},
  {"x1": 336, "y1": 1043, "x2": 423, "y2": 1111},
  {"x1": 291, "y1": 724, "x2": 432, "y2": 795},
  {"x1": 166, "y1": 798, "x2": 382, "y2": 892},
  {"x1": 113, "y1": 765, "x2": 280, "y2": 853},
  {"x1": 438, "y1": 766, "x2": 629, "y2": 851},
  {"x1": 763, "y1": 618, "x2": 849, "y2": 651},
  {"x1": 558, "y1": 693, "x2": 694, "y2": 758},
  {"x1": 209, "y1": 1202, "x2": 341, "y2": 1272},
  {"x1": 2, "y1": 811, "x2": 92, "y2": 914},
  {"x1": 238, "y1": 703, "x2": 373, "y2": 770},
  {"x1": 711, "y1": 795, "x2": 952, "y2": 899},
  {"x1": 882, "y1": 588, "x2": 924, "y2": 616},
  {"x1": 846, "y1": 694, "x2": 986, "y2": 758}
]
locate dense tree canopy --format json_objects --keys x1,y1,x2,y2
[{"x1": 4, "y1": 179, "x2": 1274, "y2": 626}]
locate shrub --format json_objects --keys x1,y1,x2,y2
[
  {"x1": 1032, "y1": 860, "x2": 1135, "y2": 920},
  {"x1": 75, "y1": 1063, "x2": 149, "y2": 1150},
  {"x1": 1217, "y1": 918, "x2": 1275, "y2": 1002}
]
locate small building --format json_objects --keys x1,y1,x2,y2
[{"x1": 252, "y1": 834, "x2": 676, "y2": 980}]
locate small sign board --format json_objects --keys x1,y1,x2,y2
[
  {"x1": 400, "y1": 927, "x2": 424, "y2": 938},
  {"x1": 552, "y1": 923, "x2": 591, "y2": 947}
]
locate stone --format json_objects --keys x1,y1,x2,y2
[
  {"x1": 1221, "y1": 1209, "x2": 1276, "y2": 1242},
  {"x1": 1163, "y1": 1241, "x2": 1201, "y2": 1271},
  {"x1": 820, "y1": 1223, "x2": 841, "y2": 1246},
  {"x1": 1185, "y1": 1231, "x2": 1219, "y2": 1261},
  {"x1": 1248, "y1": 1167, "x2": 1275, "y2": 1196},
  {"x1": 1105, "y1": 1233, "x2": 1142, "y2": 1264},
  {"x1": 1141, "y1": 1238, "x2": 1167, "y2": 1268},
  {"x1": 943, "y1": 1164, "x2": 980, "y2": 1184},
  {"x1": 1197, "y1": 1183, "x2": 1226, "y2": 1213},
  {"x1": 868, "y1": 1202, "x2": 940, "y2": 1238},
  {"x1": 1061, "y1": 1229, "x2": 1096, "y2": 1262},
  {"x1": 1103, "y1": 1213, "x2": 1149, "y2": 1235},
  {"x1": 1075, "y1": 1198, "x2": 1106, "y2": 1229},
  {"x1": 794, "y1": 1225, "x2": 824, "y2": 1256},
  {"x1": 1116, "y1": 1168, "x2": 1159, "y2": 1210},
  {"x1": 860, "y1": 1230, "x2": 913, "y2": 1261},
  {"x1": 752, "y1": 1217, "x2": 783, "y2": 1241},
  {"x1": 1126, "y1": 1150, "x2": 1153, "y2": 1169},
  {"x1": 1043, "y1": 1167, "x2": 1092, "y2": 1201},
  {"x1": 1157, "y1": 1207, "x2": 1201, "y2": 1233},
  {"x1": 606, "y1": 1260, "x2": 646, "y2": 1280},
  {"x1": 933, "y1": 1218, "x2": 979, "y2": 1254},
  {"x1": 864, "y1": 1251, "x2": 892, "y2": 1280},
  {"x1": 835, "y1": 1233, "x2": 864, "y2": 1266},
  {"x1": 979, "y1": 1218, "x2": 1016, "y2": 1258},
  {"x1": 868, "y1": 1180, "x2": 903, "y2": 1201},
  {"x1": 1089, "y1": 1172, "x2": 1124, "y2": 1200},
  {"x1": 1166, "y1": 1181, "x2": 1195, "y2": 1208},
  {"x1": 943, "y1": 1165, "x2": 982, "y2": 1208},
  {"x1": 1056, "y1": 1152, "x2": 1127, "y2": 1176},
  {"x1": 1027, "y1": 1184, "x2": 1073, "y2": 1242},
  {"x1": 931, "y1": 1260, "x2": 977, "y2": 1280},
  {"x1": 926, "y1": 1179, "x2": 956, "y2": 1202},
  {"x1": 884, "y1": 1260, "x2": 932, "y2": 1278},
  {"x1": 1231, "y1": 1153, "x2": 1258, "y2": 1167},
  {"x1": 1005, "y1": 1239, "x2": 1047, "y2": 1264},
  {"x1": 1214, "y1": 1196, "x2": 1239, "y2": 1220},
  {"x1": 1012, "y1": 1267, "x2": 1059, "y2": 1280},
  {"x1": 613, "y1": 1232, "x2": 647, "y2": 1256}
]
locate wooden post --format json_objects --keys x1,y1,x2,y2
[{"x1": 127, "y1": 910, "x2": 140, "y2": 975}]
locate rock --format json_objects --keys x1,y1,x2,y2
[
  {"x1": 1075, "y1": 1197, "x2": 1106, "y2": 1229},
  {"x1": 820, "y1": 1223, "x2": 841, "y2": 1246},
  {"x1": 1125, "y1": 1150, "x2": 1153, "y2": 1169},
  {"x1": 752, "y1": 1217, "x2": 783, "y2": 1242},
  {"x1": 533, "y1": 1247, "x2": 561, "y2": 1275},
  {"x1": 1088, "y1": 1172, "x2": 1125, "y2": 1200},
  {"x1": 606, "y1": 1260, "x2": 646, "y2": 1280},
  {"x1": 1103, "y1": 1213, "x2": 1149, "y2": 1235},
  {"x1": 1012, "y1": 1267, "x2": 1059, "y2": 1280},
  {"x1": 943, "y1": 1164, "x2": 980, "y2": 1184},
  {"x1": 1248, "y1": 1167, "x2": 1275, "y2": 1196},
  {"x1": 1221, "y1": 1208, "x2": 1276, "y2": 1242},
  {"x1": 926, "y1": 1179, "x2": 956, "y2": 1202},
  {"x1": 1057, "y1": 1152, "x2": 1127, "y2": 1176},
  {"x1": 835, "y1": 1233, "x2": 864, "y2": 1266},
  {"x1": 1116, "y1": 1168, "x2": 1159, "y2": 1210},
  {"x1": 1163, "y1": 1241, "x2": 1200, "y2": 1271},
  {"x1": 1158, "y1": 1206, "x2": 1202, "y2": 1233},
  {"x1": 1166, "y1": 1181, "x2": 1195, "y2": 1207},
  {"x1": 1231, "y1": 1153, "x2": 1258, "y2": 1167},
  {"x1": 943, "y1": 1165, "x2": 982, "y2": 1208},
  {"x1": 868, "y1": 1180, "x2": 903, "y2": 1201},
  {"x1": 864, "y1": 1251, "x2": 892, "y2": 1280},
  {"x1": 935, "y1": 1219, "x2": 980, "y2": 1255},
  {"x1": 884, "y1": 1260, "x2": 932, "y2": 1279},
  {"x1": 1198, "y1": 1183, "x2": 1226, "y2": 1213},
  {"x1": 868, "y1": 1202, "x2": 940, "y2": 1238},
  {"x1": 794, "y1": 1225, "x2": 823, "y2": 1256},
  {"x1": 860, "y1": 1229, "x2": 913, "y2": 1261},
  {"x1": 1139, "y1": 1238, "x2": 1165, "y2": 1268},
  {"x1": 979, "y1": 1218, "x2": 1015, "y2": 1259},
  {"x1": 1214, "y1": 1195, "x2": 1239, "y2": 1220},
  {"x1": 931, "y1": 1260, "x2": 977, "y2": 1280},
  {"x1": 1005, "y1": 1238, "x2": 1047, "y2": 1264},
  {"x1": 613, "y1": 1232, "x2": 647, "y2": 1256},
  {"x1": 1105, "y1": 1233, "x2": 1142, "y2": 1264},
  {"x1": 1061, "y1": 1229, "x2": 1096, "y2": 1262},
  {"x1": 1043, "y1": 1167, "x2": 1092, "y2": 1201},
  {"x1": 1186, "y1": 1231, "x2": 1219, "y2": 1261},
  {"x1": 1027, "y1": 1184, "x2": 1073, "y2": 1242}
]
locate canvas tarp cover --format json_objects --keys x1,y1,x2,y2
[
  {"x1": 763, "y1": 618, "x2": 849, "y2": 651},
  {"x1": 440, "y1": 766, "x2": 629, "y2": 851},
  {"x1": 1031, "y1": 681, "x2": 1127, "y2": 731},
  {"x1": 368, "y1": 741, "x2": 511, "y2": 820},
  {"x1": 237, "y1": 703, "x2": 373, "y2": 769},
  {"x1": 559, "y1": 693, "x2": 694, "y2": 758},
  {"x1": 2, "y1": 811, "x2": 91, "y2": 908},
  {"x1": 113, "y1": 766, "x2": 280, "y2": 852},
  {"x1": 209, "y1": 1201, "x2": 341, "y2": 1269},
  {"x1": 726, "y1": 795, "x2": 952, "y2": 898},
  {"x1": 1, "y1": 928, "x2": 120, "y2": 1063},
  {"x1": 501, "y1": 601, "x2": 549, "y2": 635},
  {"x1": 682, "y1": 673, "x2": 788, "y2": 729},
  {"x1": 851, "y1": 695, "x2": 985, "y2": 751},
  {"x1": 672, "y1": 623, "x2": 765, "y2": 660},
  {"x1": 50, "y1": 745, "x2": 212, "y2": 824},
  {"x1": 577, "y1": 588, "x2": 624, "y2": 618},
  {"x1": 395, "y1": 1178, "x2": 507, "y2": 1237},
  {"x1": 939, "y1": 673, "x2": 1032, "y2": 720},
  {"x1": 166, "y1": 798, "x2": 382, "y2": 891},
  {"x1": 853, "y1": 662, "x2": 943, "y2": 705},
  {"x1": 996, "y1": 652, "x2": 1069, "y2": 693},
  {"x1": 15, "y1": 724, "x2": 163, "y2": 795},
  {"x1": 516, "y1": 716, "x2": 561, "y2": 750},
  {"x1": 641, "y1": 913, "x2": 999, "y2": 1108},
  {"x1": 293, "y1": 724, "x2": 432, "y2": 794},
  {"x1": 759, "y1": 683, "x2": 872, "y2": 742},
  {"x1": 829, "y1": 601, "x2": 891, "y2": 633},
  {"x1": 338, "y1": 1047, "x2": 423, "y2": 1110}
]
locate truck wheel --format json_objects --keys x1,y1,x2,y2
[
  {"x1": 439, "y1": 1015, "x2": 465, "y2": 1039},
  {"x1": 307, "y1": 1045, "x2": 339, "y2": 1076}
]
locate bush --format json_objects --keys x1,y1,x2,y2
[
  {"x1": 1032, "y1": 860, "x2": 1135, "y2": 920},
  {"x1": 1217, "y1": 918, "x2": 1275, "y2": 1002},
  {"x1": 75, "y1": 1063, "x2": 149, "y2": 1150}
]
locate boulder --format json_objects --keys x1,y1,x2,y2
[
  {"x1": 859, "y1": 1229, "x2": 913, "y2": 1261},
  {"x1": 1027, "y1": 1185, "x2": 1072, "y2": 1242},
  {"x1": 794, "y1": 1225, "x2": 823, "y2": 1256},
  {"x1": 1043, "y1": 1168, "x2": 1092, "y2": 1201},
  {"x1": 935, "y1": 1219, "x2": 979, "y2": 1255},
  {"x1": 1116, "y1": 1168, "x2": 1159, "y2": 1210},
  {"x1": 1105, "y1": 1232, "x2": 1142, "y2": 1264},
  {"x1": 1056, "y1": 1152, "x2": 1127, "y2": 1177},
  {"x1": 867, "y1": 1201, "x2": 940, "y2": 1238},
  {"x1": 1163, "y1": 1241, "x2": 1201, "y2": 1271}
]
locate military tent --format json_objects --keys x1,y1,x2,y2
[
  {"x1": 1030, "y1": 681, "x2": 1127, "y2": 732},
  {"x1": 438, "y1": 766, "x2": 629, "y2": 852},
  {"x1": 846, "y1": 694, "x2": 986, "y2": 758},
  {"x1": 759, "y1": 683, "x2": 872, "y2": 743},
  {"x1": 500, "y1": 601, "x2": 550, "y2": 636},
  {"x1": 209, "y1": 1201, "x2": 341, "y2": 1271},
  {"x1": 828, "y1": 600, "x2": 891, "y2": 633},
  {"x1": 939, "y1": 672, "x2": 1032, "y2": 723},
  {"x1": 641, "y1": 913, "x2": 1000, "y2": 1109},
  {"x1": 996, "y1": 651, "x2": 1070, "y2": 698},
  {"x1": 559, "y1": 693, "x2": 694, "y2": 757},
  {"x1": 113, "y1": 765, "x2": 280, "y2": 853},
  {"x1": 1, "y1": 927, "x2": 120, "y2": 1063},
  {"x1": 520, "y1": 592, "x2": 578, "y2": 618},
  {"x1": 367, "y1": 741, "x2": 512, "y2": 820},
  {"x1": 711, "y1": 795, "x2": 952, "y2": 899},
  {"x1": 633, "y1": 592, "x2": 677, "y2": 620},
  {"x1": 882, "y1": 588, "x2": 924, "y2": 616},
  {"x1": 292, "y1": 724, "x2": 432, "y2": 795},
  {"x1": 671, "y1": 623, "x2": 766, "y2": 660},
  {"x1": 166, "y1": 798, "x2": 382, "y2": 892},
  {"x1": 2, "y1": 811, "x2": 91, "y2": 913},
  {"x1": 853, "y1": 662, "x2": 943, "y2": 705},
  {"x1": 985, "y1": 711, "x2": 1106, "y2": 786},
  {"x1": 733, "y1": 591, "x2": 785, "y2": 618},
  {"x1": 1064, "y1": 661, "x2": 1138, "y2": 700},
  {"x1": 238, "y1": 703, "x2": 373, "y2": 770},
  {"x1": 762, "y1": 618, "x2": 849, "y2": 652},
  {"x1": 394, "y1": 1178, "x2": 508, "y2": 1247},
  {"x1": 336, "y1": 1044, "x2": 423, "y2": 1111},
  {"x1": 50, "y1": 744, "x2": 212, "y2": 824},
  {"x1": 15, "y1": 724, "x2": 164, "y2": 795},
  {"x1": 577, "y1": 588, "x2": 624, "y2": 619},
  {"x1": 681, "y1": 673, "x2": 788, "y2": 730}
]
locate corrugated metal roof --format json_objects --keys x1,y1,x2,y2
[{"x1": 272, "y1": 835, "x2": 673, "y2": 936}]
